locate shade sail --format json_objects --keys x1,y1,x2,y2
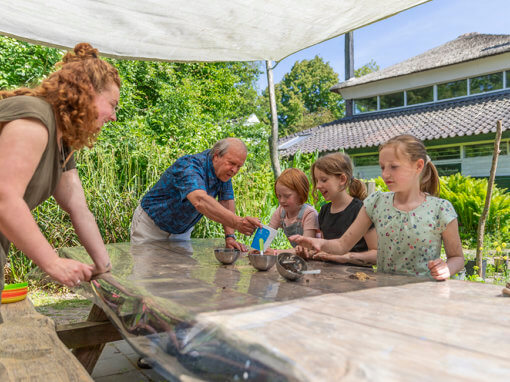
[{"x1": 0, "y1": 0, "x2": 428, "y2": 62}]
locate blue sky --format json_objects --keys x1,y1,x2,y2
[{"x1": 257, "y1": 0, "x2": 509, "y2": 91}]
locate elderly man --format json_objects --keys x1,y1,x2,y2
[{"x1": 130, "y1": 138, "x2": 260, "y2": 250}]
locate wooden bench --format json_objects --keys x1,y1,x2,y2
[{"x1": 0, "y1": 298, "x2": 93, "y2": 381}]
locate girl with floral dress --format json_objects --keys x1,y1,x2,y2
[{"x1": 291, "y1": 134, "x2": 464, "y2": 280}]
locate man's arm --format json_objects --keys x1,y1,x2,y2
[
  {"x1": 187, "y1": 189, "x2": 260, "y2": 236},
  {"x1": 219, "y1": 199, "x2": 248, "y2": 251},
  {"x1": 53, "y1": 169, "x2": 111, "y2": 274}
]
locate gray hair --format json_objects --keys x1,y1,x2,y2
[{"x1": 210, "y1": 138, "x2": 247, "y2": 157}]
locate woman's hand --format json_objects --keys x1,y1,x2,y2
[
  {"x1": 92, "y1": 260, "x2": 112, "y2": 275},
  {"x1": 288, "y1": 235, "x2": 322, "y2": 252},
  {"x1": 428, "y1": 258, "x2": 450, "y2": 281},
  {"x1": 44, "y1": 257, "x2": 94, "y2": 287}
]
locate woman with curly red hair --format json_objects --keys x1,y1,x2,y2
[{"x1": 0, "y1": 43, "x2": 120, "y2": 304}]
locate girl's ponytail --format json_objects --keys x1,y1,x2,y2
[
  {"x1": 420, "y1": 158, "x2": 440, "y2": 196},
  {"x1": 348, "y1": 178, "x2": 368, "y2": 200}
]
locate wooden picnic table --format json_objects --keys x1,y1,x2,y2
[
  {"x1": 0, "y1": 296, "x2": 93, "y2": 381},
  {"x1": 60, "y1": 239, "x2": 510, "y2": 381}
]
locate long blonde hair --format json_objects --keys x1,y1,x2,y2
[
  {"x1": 311, "y1": 152, "x2": 367, "y2": 200},
  {"x1": 379, "y1": 134, "x2": 440, "y2": 196},
  {"x1": 0, "y1": 43, "x2": 120, "y2": 150}
]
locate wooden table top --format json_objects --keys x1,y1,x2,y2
[{"x1": 61, "y1": 239, "x2": 510, "y2": 381}]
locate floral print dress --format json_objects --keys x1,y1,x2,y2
[{"x1": 364, "y1": 191, "x2": 457, "y2": 277}]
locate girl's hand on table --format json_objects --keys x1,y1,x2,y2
[
  {"x1": 295, "y1": 245, "x2": 315, "y2": 260},
  {"x1": 289, "y1": 235, "x2": 322, "y2": 252},
  {"x1": 428, "y1": 258, "x2": 451, "y2": 281}
]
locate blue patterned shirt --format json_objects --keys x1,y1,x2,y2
[{"x1": 141, "y1": 149, "x2": 234, "y2": 234}]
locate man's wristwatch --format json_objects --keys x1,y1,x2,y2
[{"x1": 225, "y1": 234, "x2": 236, "y2": 240}]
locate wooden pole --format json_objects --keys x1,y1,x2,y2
[
  {"x1": 475, "y1": 120, "x2": 503, "y2": 276},
  {"x1": 344, "y1": 31, "x2": 354, "y2": 117},
  {"x1": 266, "y1": 60, "x2": 281, "y2": 179}
]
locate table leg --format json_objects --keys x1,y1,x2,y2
[{"x1": 71, "y1": 304, "x2": 112, "y2": 374}]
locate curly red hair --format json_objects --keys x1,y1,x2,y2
[{"x1": 0, "y1": 43, "x2": 120, "y2": 149}]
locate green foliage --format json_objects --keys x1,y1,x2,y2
[
  {"x1": 354, "y1": 60, "x2": 380, "y2": 78},
  {"x1": 259, "y1": 56, "x2": 344, "y2": 136},
  {"x1": 440, "y1": 174, "x2": 510, "y2": 243},
  {"x1": 0, "y1": 37, "x2": 62, "y2": 89}
]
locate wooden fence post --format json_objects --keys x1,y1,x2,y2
[{"x1": 475, "y1": 121, "x2": 503, "y2": 276}]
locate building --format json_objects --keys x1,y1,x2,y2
[{"x1": 278, "y1": 33, "x2": 510, "y2": 189}]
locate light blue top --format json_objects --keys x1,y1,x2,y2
[{"x1": 364, "y1": 191, "x2": 457, "y2": 277}]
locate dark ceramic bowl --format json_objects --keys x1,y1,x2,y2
[{"x1": 276, "y1": 252, "x2": 307, "y2": 281}]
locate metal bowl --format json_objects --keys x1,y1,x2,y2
[
  {"x1": 214, "y1": 248, "x2": 241, "y2": 265},
  {"x1": 276, "y1": 252, "x2": 307, "y2": 281},
  {"x1": 248, "y1": 253, "x2": 277, "y2": 271}
]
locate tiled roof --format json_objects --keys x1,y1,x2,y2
[
  {"x1": 332, "y1": 33, "x2": 510, "y2": 92},
  {"x1": 278, "y1": 90, "x2": 510, "y2": 156}
]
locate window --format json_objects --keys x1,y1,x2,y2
[
  {"x1": 464, "y1": 142, "x2": 508, "y2": 158},
  {"x1": 353, "y1": 154, "x2": 379, "y2": 166},
  {"x1": 407, "y1": 86, "x2": 433, "y2": 105},
  {"x1": 470, "y1": 73, "x2": 503, "y2": 94},
  {"x1": 435, "y1": 163, "x2": 461, "y2": 176},
  {"x1": 437, "y1": 79, "x2": 467, "y2": 100},
  {"x1": 354, "y1": 97, "x2": 377, "y2": 114},
  {"x1": 380, "y1": 92, "x2": 404, "y2": 109},
  {"x1": 506, "y1": 71, "x2": 510, "y2": 88},
  {"x1": 428, "y1": 146, "x2": 460, "y2": 161}
]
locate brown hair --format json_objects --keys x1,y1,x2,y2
[
  {"x1": 0, "y1": 43, "x2": 120, "y2": 150},
  {"x1": 275, "y1": 168, "x2": 310, "y2": 205},
  {"x1": 379, "y1": 134, "x2": 440, "y2": 196},
  {"x1": 311, "y1": 152, "x2": 367, "y2": 200}
]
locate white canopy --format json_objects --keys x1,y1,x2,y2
[{"x1": 0, "y1": 0, "x2": 428, "y2": 62}]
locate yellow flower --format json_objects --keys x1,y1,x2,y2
[
  {"x1": 496, "y1": 246, "x2": 502, "y2": 253},
  {"x1": 502, "y1": 243, "x2": 507, "y2": 248}
]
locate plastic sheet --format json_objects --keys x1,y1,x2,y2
[{"x1": 60, "y1": 239, "x2": 427, "y2": 381}]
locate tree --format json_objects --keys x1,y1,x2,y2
[
  {"x1": 259, "y1": 56, "x2": 344, "y2": 137},
  {"x1": 354, "y1": 59, "x2": 379, "y2": 78},
  {"x1": 0, "y1": 37, "x2": 62, "y2": 89}
]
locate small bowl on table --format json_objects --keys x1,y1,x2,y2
[
  {"x1": 1, "y1": 281, "x2": 28, "y2": 304},
  {"x1": 214, "y1": 248, "x2": 241, "y2": 265},
  {"x1": 276, "y1": 252, "x2": 307, "y2": 281},
  {"x1": 248, "y1": 253, "x2": 277, "y2": 271}
]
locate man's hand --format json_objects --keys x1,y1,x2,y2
[
  {"x1": 225, "y1": 236, "x2": 247, "y2": 251},
  {"x1": 235, "y1": 216, "x2": 261, "y2": 236},
  {"x1": 428, "y1": 258, "x2": 450, "y2": 281}
]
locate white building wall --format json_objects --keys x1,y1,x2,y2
[{"x1": 340, "y1": 53, "x2": 510, "y2": 99}]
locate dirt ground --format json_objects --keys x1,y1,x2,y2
[{"x1": 30, "y1": 291, "x2": 93, "y2": 325}]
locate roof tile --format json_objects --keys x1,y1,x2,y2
[{"x1": 279, "y1": 91, "x2": 510, "y2": 156}]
